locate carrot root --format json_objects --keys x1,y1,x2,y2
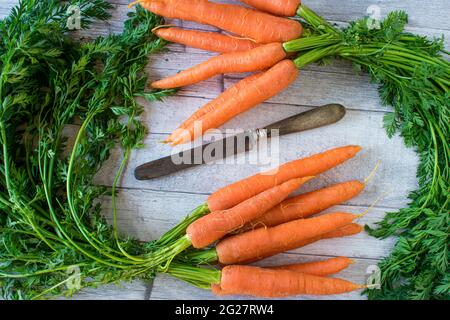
[
  {"x1": 151, "y1": 43, "x2": 287, "y2": 89},
  {"x1": 165, "y1": 73, "x2": 264, "y2": 145},
  {"x1": 154, "y1": 27, "x2": 260, "y2": 53},
  {"x1": 216, "y1": 212, "x2": 358, "y2": 265},
  {"x1": 217, "y1": 265, "x2": 362, "y2": 297},
  {"x1": 170, "y1": 59, "x2": 298, "y2": 145},
  {"x1": 240, "y1": 0, "x2": 301, "y2": 17},
  {"x1": 269, "y1": 257, "x2": 354, "y2": 276}
]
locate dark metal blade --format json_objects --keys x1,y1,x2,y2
[{"x1": 134, "y1": 131, "x2": 254, "y2": 180}]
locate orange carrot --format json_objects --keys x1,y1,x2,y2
[
  {"x1": 240, "y1": 0, "x2": 301, "y2": 17},
  {"x1": 208, "y1": 145, "x2": 362, "y2": 212},
  {"x1": 165, "y1": 73, "x2": 264, "y2": 144},
  {"x1": 215, "y1": 265, "x2": 362, "y2": 297},
  {"x1": 212, "y1": 256, "x2": 354, "y2": 295},
  {"x1": 186, "y1": 177, "x2": 312, "y2": 248},
  {"x1": 269, "y1": 257, "x2": 354, "y2": 276},
  {"x1": 179, "y1": 223, "x2": 362, "y2": 265},
  {"x1": 137, "y1": 0, "x2": 303, "y2": 44},
  {"x1": 154, "y1": 27, "x2": 259, "y2": 53},
  {"x1": 168, "y1": 59, "x2": 298, "y2": 145},
  {"x1": 247, "y1": 180, "x2": 365, "y2": 229},
  {"x1": 216, "y1": 212, "x2": 358, "y2": 264},
  {"x1": 266, "y1": 223, "x2": 363, "y2": 252},
  {"x1": 151, "y1": 43, "x2": 287, "y2": 89},
  {"x1": 312, "y1": 223, "x2": 363, "y2": 240}
]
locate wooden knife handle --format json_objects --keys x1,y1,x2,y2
[{"x1": 264, "y1": 104, "x2": 346, "y2": 136}]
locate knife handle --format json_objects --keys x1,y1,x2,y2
[{"x1": 264, "y1": 104, "x2": 346, "y2": 137}]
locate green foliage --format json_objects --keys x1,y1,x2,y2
[
  {"x1": 297, "y1": 7, "x2": 450, "y2": 300},
  {"x1": 0, "y1": 0, "x2": 174, "y2": 299}
]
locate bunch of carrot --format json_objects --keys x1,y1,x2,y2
[
  {"x1": 148, "y1": 145, "x2": 372, "y2": 297},
  {"x1": 128, "y1": 0, "x2": 311, "y2": 146}
]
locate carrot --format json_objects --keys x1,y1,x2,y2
[
  {"x1": 151, "y1": 43, "x2": 287, "y2": 89},
  {"x1": 215, "y1": 265, "x2": 362, "y2": 297},
  {"x1": 153, "y1": 27, "x2": 259, "y2": 53},
  {"x1": 312, "y1": 223, "x2": 363, "y2": 240},
  {"x1": 212, "y1": 256, "x2": 353, "y2": 295},
  {"x1": 269, "y1": 257, "x2": 354, "y2": 276},
  {"x1": 208, "y1": 145, "x2": 362, "y2": 211},
  {"x1": 240, "y1": 0, "x2": 301, "y2": 17},
  {"x1": 246, "y1": 180, "x2": 365, "y2": 229},
  {"x1": 216, "y1": 212, "x2": 358, "y2": 264},
  {"x1": 165, "y1": 73, "x2": 264, "y2": 144},
  {"x1": 186, "y1": 177, "x2": 312, "y2": 248},
  {"x1": 136, "y1": 0, "x2": 303, "y2": 44},
  {"x1": 168, "y1": 59, "x2": 298, "y2": 145},
  {"x1": 179, "y1": 223, "x2": 362, "y2": 266}
]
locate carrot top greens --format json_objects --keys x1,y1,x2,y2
[
  {"x1": 285, "y1": 6, "x2": 450, "y2": 300},
  {"x1": 0, "y1": 0, "x2": 176, "y2": 299}
]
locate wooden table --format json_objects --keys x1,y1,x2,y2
[{"x1": 1, "y1": 0, "x2": 449, "y2": 300}]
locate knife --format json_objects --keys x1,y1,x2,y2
[{"x1": 134, "y1": 104, "x2": 346, "y2": 180}]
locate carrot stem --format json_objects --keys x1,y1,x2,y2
[
  {"x1": 296, "y1": 5, "x2": 339, "y2": 35},
  {"x1": 177, "y1": 248, "x2": 219, "y2": 265},
  {"x1": 155, "y1": 203, "x2": 210, "y2": 247},
  {"x1": 293, "y1": 44, "x2": 342, "y2": 68},
  {"x1": 166, "y1": 263, "x2": 221, "y2": 289},
  {"x1": 283, "y1": 33, "x2": 340, "y2": 52}
]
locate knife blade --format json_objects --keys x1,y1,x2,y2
[{"x1": 134, "y1": 104, "x2": 346, "y2": 180}]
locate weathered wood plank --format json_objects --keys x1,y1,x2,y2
[
  {"x1": 61, "y1": 253, "x2": 382, "y2": 300},
  {"x1": 150, "y1": 255, "x2": 380, "y2": 300},
  {"x1": 95, "y1": 103, "x2": 419, "y2": 209},
  {"x1": 61, "y1": 185, "x2": 393, "y2": 300},
  {"x1": 61, "y1": 281, "x2": 149, "y2": 300},
  {"x1": 224, "y1": 70, "x2": 384, "y2": 111},
  {"x1": 147, "y1": 52, "x2": 389, "y2": 110},
  {"x1": 99, "y1": 188, "x2": 395, "y2": 259}
]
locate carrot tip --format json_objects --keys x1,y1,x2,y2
[
  {"x1": 128, "y1": 0, "x2": 142, "y2": 8},
  {"x1": 302, "y1": 176, "x2": 315, "y2": 183},
  {"x1": 364, "y1": 160, "x2": 381, "y2": 185},
  {"x1": 357, "y1": 191, "x2": 386, "y2": 218},
  {"x1": 170, "y1": 139, "x2": 182, "y2": 146},
  {"x1": 222, "y1": 32, "x2": 258, "y2": 44},
  {"x1": 151, "y1": 24, "x2": 176, "y2": 33}
]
